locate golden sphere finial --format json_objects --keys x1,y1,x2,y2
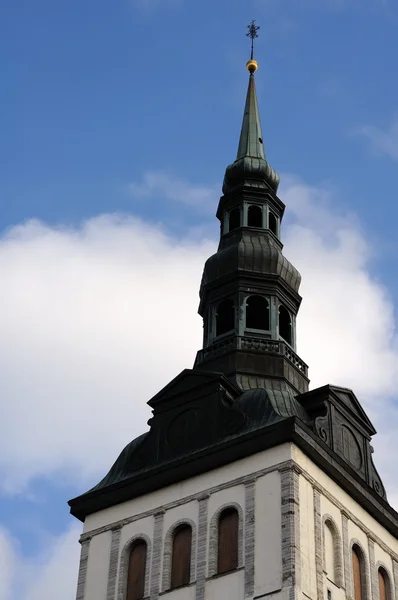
[{"x1": 246, "y1": 59, "x2": 258, "y2": 74}]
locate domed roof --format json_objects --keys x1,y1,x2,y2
[
  {"x1": 223, "y1": 156, "x2": 280, "y2": 194},
  {"x1": 87, "y1": 432, "x2": 149, "y2": 493},
  {"x1": 236, "y1": 383, "x2": 309, "y2": 428},
  {"x1": 200, "y1": 230, "x2": 301, "y2": 295}
]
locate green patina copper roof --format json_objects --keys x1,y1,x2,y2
[
  {"x1": 237, "y1": 73, "x2": 266, "y2": 160},
  {"x1": 223, "y1": 71, "x2": 280, "y2": 193}
]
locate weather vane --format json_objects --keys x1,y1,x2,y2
[{"x1": 246, "y1": 20, "x2": 260, "y2": 60}]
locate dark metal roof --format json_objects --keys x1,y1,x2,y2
[
  {"x1": 200, "y1": 230, "x2": 301, "y2": 296},
  {"x1": 223, "y1": 73, "x2": 280, "y2": 194}
]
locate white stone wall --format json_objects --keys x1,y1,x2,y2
[
  {"x1": 293, "y1": 445, "x2": 398, "y2": 600},
  {"x1": 75, "y1": 442, "x2": 398, "y2": 600},
  {"x1": 77, "y1": 443, "x2": 290, "y2": 600}
]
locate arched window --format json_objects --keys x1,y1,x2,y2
[
  {"x1": 352, "y1": 546, "x2": 363, "y2": 600},
  {"x1": 378, "y1": 568, "x2": 389, "y2": 600},
  {"x1": 229, "y1": 208, "x2": 241, "y2": 232},
  {"x1": 279, "y1": 305, "x2": 292, "y2": 345},
  {"x1": 324, "y1": 522, "x2": 336, "y2": 581},
  {"x1": 126, "y1": 539, "x2": 147, "y2": 600},
  {"x1": 217, "y1": 507, "x2": 239, "y2": 574},
  {"x1": 170, "y1": 525, "x2": 192, "y2": 589},
  {"x1": 216, "y1": 299, "x2": 234, "y2": 337},
  {"x1": 269, "y1": 212, "x2": 277, "y2": 235},
  {"x1": 246, "y1": 295, "x2": 270, "y2": 330},
  {"x1": 248, "y1": 205, "x2": 262, "y2": 228}
]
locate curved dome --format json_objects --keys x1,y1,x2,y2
[
  {"x1": 200, "y1": 231, "x2": 301, "y2": 295},
  {"x1": 223, "y1": 156, "x2": 280, "y2": 194},
  {"x1": 88, "y1": 432, "x2": 149, "y2": 493},
  {"x1": 236, "y1": 385, "x2": 309, "y2": 428}
]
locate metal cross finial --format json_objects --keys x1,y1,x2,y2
[{"x1": 246, "y1": 20, "x2": 260, "y2": 60}]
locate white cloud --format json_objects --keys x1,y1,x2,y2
[
  {"x1": 129, "y1": 170, "x2": 218, "y2": 213},
  {"x1": 0, "y1": 173, "x2": 398, "y2": 598},
  {"x1": 0, "y1": 214, "x2": 215, "y2": 492},
  {"x1": 0, "y1": 524, "x2": 80, "y2": 600},
  {"x1": 356, "y1": 118, "x2": 398, "y2": 163}
]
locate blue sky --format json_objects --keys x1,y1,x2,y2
[{"x1": 1, "y1": 0, "x2": 398, "y2": 597}]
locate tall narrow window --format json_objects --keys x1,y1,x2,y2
[
  {"x1": 171, "y1": 525, "x2": 192, "y2": 589},
  {"x1": 248, "y1": 205, "x2": 262, "y2": 228},
  {"x1": 229, "y1": 208, "x2": 241, "y2": 232},
  {"x1": 279, "y1": 305, "x2": 292, "y2": 345},
  {"x1": 323, "y1": 518, "x2": 343, "y2": 587},
  {"x1": 378, "y1": 568, "x2": 388, "y2": 600},
  {"x1": 216, "y1": 299, "x2": 235, "y2": 336},
  {"x1": 217, "y1": 508, "x2": 239, "y2": 574},
  {"x1": 126, "y1": 540, "x2": 147, "y2": 600},
  {"x1": 246, "y1": 295, "x2": 269, "y2": 330},
  {"x1": 269, "y1": 212, "x2": 277, "y2": 235},
  {"x1": 324, "y1": 522, "x2": 336, "y2": 581},
  {"x1": 352, "y1": 546, "x2": 363, "y2": 600}
]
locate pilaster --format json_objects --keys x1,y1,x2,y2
[
  {"x1": 280, "y1": 465, "x2": 301, "y2": 600},
  {"x1": 244, "y1": 477, "x2": 256, "y2": 598},
  {"x1": 107, "y1": 527, "x2": 121, "y2": 600},
  {"x1": 150, "y1": 510, "x2": 165, "y2": 600},
  {"x1": 313, "y1": 487, "x2": 324, "y2": 600},
  {"x1": 196, "y1": 494, "x2": 209, "y2": 600},
  {"x1": 76, "y1": 538, "x2": 91, "y2": 600}
]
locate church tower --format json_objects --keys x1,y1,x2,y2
[{"x1": 69, "y1": 23, "x2": 398, "y2": 600}]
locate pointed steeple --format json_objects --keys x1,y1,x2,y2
[
  {"x1": 223, "y1": 35, "x2": 280, "y2": 194},
  {"x1": 236, "y1": 71, "x2": 265, "y2": 161}
]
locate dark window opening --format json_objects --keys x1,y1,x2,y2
[
  {"x1": 258, "y1": 137, "x2": 263, "y2": 144},
  {"x1": 279, "y1": 305, "x2": 292, "y2": 344},
  {"x1": 327, "y1": 590, "x2": 332, "y2": 600},
  {"x1": 216, "y1": 299, "x2": 235, "y2": 336},
  {"x1": 171, "y1": 525, "x2": 192, "y2": 589},
  {"x1": 247, "y1": 205, "x2": 262, "y2": 228},
  {"x1": 352, "y1": 546, "x2": 363, "y2": 600},
  {"x1": 378, "y1": 568, "x2": 388, "y2": 600},
  {"x1": 229, "y1": 208, "x2": 241, "y2": 232},
  {"x1": 217, "y1": 508, "x2": 239, "y2": 575},
  {"x1": 126, "y1": 540, "x2": 147, "y2": 600},
  {"x1": 246, "y1": 295, "x2": 269, "y2": 330},
  {"x1": 269, "y1": 212, "x2": 277, "y2": 235}
]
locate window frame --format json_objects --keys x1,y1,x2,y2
[{"x1": 120, "y1": 535, "x2": 151, "y2": 600}]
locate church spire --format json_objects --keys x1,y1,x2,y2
[
  {"x1": 237, "y1": 21, "x2": 265, "y2": 161},
  {"x1": 236, "y1": 70, "x2": 265, "y2": 161},
  {"x1": 223, "y1": 23, "x2": 280, "y2": 194},
  {"x1": 195, "y1": 23, "x2": 308, "y2": 396}
]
